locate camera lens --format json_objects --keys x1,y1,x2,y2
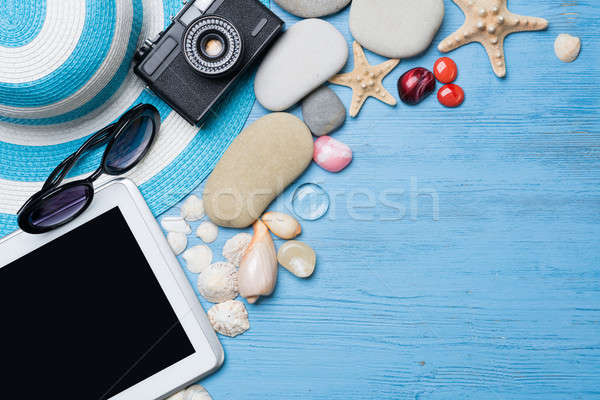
[
  {"x1": 200, "y1": 33, "x2": 226, "y2": 59},
  {"x1": 183, "y1": 16, "x2": 244, "y2": 77}
]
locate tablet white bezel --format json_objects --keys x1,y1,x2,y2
[{"x1": 0, "y1": 178, "x2": 224, "y2": 400}]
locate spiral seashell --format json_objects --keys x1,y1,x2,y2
[{"x1": 238, "y1": 220, "x2": 278, "y2": 304}]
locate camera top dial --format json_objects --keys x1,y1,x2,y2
[{"x1": 183, "y1": 16, "x2": 244, "y2": 77}]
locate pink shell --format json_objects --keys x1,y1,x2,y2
[{"x1": 313, "y1": 136, "x2": 353, "y2": 173}]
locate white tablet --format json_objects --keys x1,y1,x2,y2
[{"x1": 0, "y1": 178, "x2": 223, "y2": 400}]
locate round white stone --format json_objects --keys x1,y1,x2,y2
[
  {"x1": 274, "y1": 0, "x2": 350, "y2": 18},
  {"x1": 254, "y1": 19, "x2": 348, "y2": 112},
  {"x1": 349, "y1": 0, "x2": 445, "y2": 59}
]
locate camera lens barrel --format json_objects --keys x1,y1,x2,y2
[{"x1": 183, "y1": 16, "x2": 244, "y2": 77}]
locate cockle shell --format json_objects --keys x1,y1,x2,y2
[
  {"x1": 222, "y1": 233, "x2": 252, "y2": 267},
  {"x1": 167, "y1": 232, "x2": 187, "y2": 255},
  {"x1": 167, "y1": 385, "x2": 212, "y2": 400},
  {"x1": 180, "y1": 195, "x2": 205, "y2": 221},
  {"x1": 554, "y1": 33, "x2": 581, "y2": 63},
  {"x1": 197, "y1": 262, "x2": 238, "y2": 303},
  {"x1": 196, "y1": 221, "x2": 219, "y2": 243},
  {"x1": 238, "y1": 220, "x2": 278, "y2": 304},
  {"x1": 161, "y1": 216, "x2": 192, "y2": 234},
  {"x1": 262, "y1": 212, "x2": 302, "y2": 239},
  {"x1": 182, "y1": 245, "x2": 213, "y2": 274},
  {"x1": 277, "y1": 240, "x2": 316, "y2": 278},
  {"x1": 207, "y1": 300, "x2": 250, "y2": 337},
  {"x1": 166, "y1": 390, "x2": 185, "y2": 400},
  {"x1": 184, "y1": 385, "x2": 213, "y2": 400}
]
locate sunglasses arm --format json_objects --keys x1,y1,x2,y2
[{"x1": 41, "y1": 124, "x2": 118, "y2": 191}]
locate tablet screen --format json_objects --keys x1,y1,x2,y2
[{"x1": 0, "y1": 207, "x2": 195, "y2": 399}]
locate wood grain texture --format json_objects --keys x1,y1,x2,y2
[{"x1": 162, "y1": 1, "x2": 600, "y2": 398}]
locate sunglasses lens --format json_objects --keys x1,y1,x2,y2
[
  {"x1": 104, "y1": 114, "x2": 155, "y2": 174},
  {"x1": 25, "y1": 185, "x2": 92, "y2": 230}
]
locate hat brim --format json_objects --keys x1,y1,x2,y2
[{"x1": 0, "y1": 0, "x2": 266, "y2": 236}]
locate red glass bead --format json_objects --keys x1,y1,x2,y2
[
  {"x1": 397, "y1": 67, "x2": 436, "y2": 105},
  {"x1": 433, "y1": 57, "x2": 458, "y2": 84},
  {"x1": 437, "y1": 84, "x2": 465, "y2": 108}
]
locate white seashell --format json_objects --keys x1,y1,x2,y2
[
  {"x1": 166, "y1": 390, "x2": 186, "y2": 400},
  {"x1": 167, "y1": 232, "x2": 187, "y2": 255},
  {"x1": 183, "y1": 385, "x2": 212, "y2": 400},
  {"x1": 207, "y1": 300, "x2": 250, "y2": 337},
  {"x1": 196, "y1": 221, "x2": 219, "y2": 243},
  {"x1": 554, "y1": 33, "x2": 581, "y2": 63},
  {"x1": 197, "y1": 262, "x2": 238, "y2": 303},
  {"x1": 238, "y1": 220, "x2": 278, "y2": 304},
  {"x1": 222, "y1": 233, "x2": 252, "y2": 267},
  {"x1": 161, "y1": 216, "x2": 192, "y2": 234},
  {"x1": 182, "y1": 245, "x2": 213, "y2": 274},
  {"x1": 261, "y1": 212, "x2": 302, "y2": 239},
  {"x1": 180, "y1": 195, "x2": 205, "y2": 221}
]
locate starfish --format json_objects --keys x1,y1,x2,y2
[
  {"x1": 438, "y1": 0, "x2": 548, "y2": 78},
  {"x1": 329, "y1": 41, "x2": 399, "y2": 117}
]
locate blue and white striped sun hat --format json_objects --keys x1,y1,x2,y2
[{"x1": 0, "y1": 0, "x2": 264, "y2": 237}]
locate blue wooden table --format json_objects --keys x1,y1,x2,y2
[{"x1": 162, "y1": 1, "x2": 600, "y2": 398}]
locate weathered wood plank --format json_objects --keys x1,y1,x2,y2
[{"x1": 164, "y1": 1, "x2": 600, "y2": 398}]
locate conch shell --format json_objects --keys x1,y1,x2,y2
[
  {"x1": 261, "y1": 212, "x2": 301, "y2": 239},
  {"x1": 238, "y1": 220, "x2": 278, "y2": 304}
]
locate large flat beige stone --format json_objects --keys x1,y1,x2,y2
[{"x1": 203, "y1": 113, "x2": 313, "y2": 228}]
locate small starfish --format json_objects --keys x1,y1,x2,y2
[
  {"x1": 438, "y1": 0, "x2": 548, "y2": 78},
  {"x1": 329, "y1": 41, "x2": 399, "y2": 117}
]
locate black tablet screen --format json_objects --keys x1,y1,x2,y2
[{"x1": 0, "y1": 207, "x2": 195, "y2": 399}]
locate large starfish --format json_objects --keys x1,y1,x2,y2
[
  {"x1": 329, "y1": 41, "x2": 399, "y2": 117},
  {"x1": 438, "y1": 0, "x2": 548, "y2": 78}
]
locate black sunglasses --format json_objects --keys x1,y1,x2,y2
[{"x1": 18, "y1": 104, "x2": 160, "y2": 234}]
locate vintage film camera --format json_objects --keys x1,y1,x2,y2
[{"x1": 134, "y1": 0, "x2": 284, "y2": 125}]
